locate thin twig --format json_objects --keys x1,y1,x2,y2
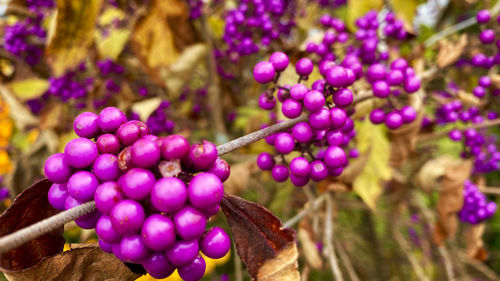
[
  {"x1": 283, "y1": 192, "x2": 328, "y2": 228},
  {"x1": 335, "y1": 240, "x2": 361, "y2": 281},
  {"x1": 216, "y1": 115, "x2": 307, "y2": 155},
  {"x1": 418, "y1": 118, "x2": 500, "y2": 142},
  {"x1": 481, "y1": 187, "x2": 500, "y2": 195},
  {"x1": 324, "y1": 194, "x2": 344, "y2": 281},
  {"x1": 233, "y1": 242, "x2": 244, "y2": 281},
  {"x1": 438, "y1": 245, "x2": 457, "y2": 281},
  {"x1": 0, "y1": 201, "x2": 96, "y2": 255},
  {"x1": 424, "y1": 1, "x2": 500, "y2": 47}
]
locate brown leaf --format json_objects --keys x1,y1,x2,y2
[
  {"x1": 298, "y1": 219, "x2": 323, "y2": 270},
  {"x1": 389, "y1": 112, "x2": 423, "y2": 167},
  {"x1": 131, "y1": 0, "x2": 196, "y2": 84},
  {"x1": 436, "y1": 34, "x2": 468, "y2": 68},
  {"x1": 223, "y1": 159, "x2": 258, "y2": 195},
  {"x1": 3, "y1": 244, "x2": 140, "y2": 281},
  {"x1": 416, "y1": 156, "x2": 457, "y2": 192},
  {"x1": 433, "y1": 160, "x2": 472, "y2": 245},
  {"x1": 0, "y1": 179, "x2": 65, "y2": 271},
  {"x1": 221, "y1": 193, "x2": 299, "y2": 281},
  {"x1": 45, "y1": 0, "x2": 104, "y2": 76},
  {"x1": 465, "y1": 224, "x2": 487, "y2": 261}
]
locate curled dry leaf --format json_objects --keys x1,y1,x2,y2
[
  {"x1": 436, "y1": 34, "x2": 468, "y2": 68},
  {"x1": 415, "y1": 155, "x2": 457, "y2": 192},
  {"x1": 389, "y1": 112, "x2": 423, "y2": 167},
  {"x1": 298, "y1": 217, "x2": 323, "y2": 270},
  {"x1": 3, "y1": 244, "x2": 140, "y2": 281},
  {"x1": 223, "y1": 158, "x2": 258, "y2": 195},
  {"x1": 0, "y1": 85, "x2": 38, "y2": 131},
  {"x1": 221, "y1": 193, "x2": 299, "y2": 281},
  {"x1": 45, "y1": 0, "x2": 104, "y2": 76},
  {"x1": 464, "y1": 224, "x2": 487, "y2": 261},
  {"x1": 434, "y1": 160, "x2": 472, "y2": 245},
  {"x1": 0, "y1": 179, "x2": 65, "y2": 271}
]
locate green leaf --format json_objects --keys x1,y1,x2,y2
[
  {"x1": 46, "y1": 0, "x2": 104, "y2": 75},
  {"x1": 389, "y1": 0, "x2": 419, "y2": 33},
  {"x1": 8, "y1": 79, "x2": 49, "y2": 101},
  {"x1": 352, "y1": 119, "x2": 391, "y2": 210},
  {"x1": 346, "y1": 0, "x2": 383, "y2": 31}
]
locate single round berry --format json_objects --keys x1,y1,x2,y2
[
  {"x1": 96, "y1": 215, "x2": 121, "y2": 243},
  {"x1": 200, "y1": 227, "x2": 231, "y2": 259},
  {"x1": 325, "y1": 66, "x2": 347, "y2": 87},
  {"x1": 324, "y1": 146, "x2": 347, "y2": 168},
  {"x1": 119, "y1": 168, "x2": 155, "y2": 200},
  {"x1": 480, "y1": 29, "x2": 495, "y2": 44},
  {"x1": 174, "y1": 206, "x2": 207, "y2": 240},
  {"x1": 295, "y1": 58, "x2": 314, "y2": 76},
  {"x1": 372, "y1": 80, "x2": 390, "y2": 98},
  {"x1": 130, "y1": 138, "x2": 161, "y2": 168},
  {"x1": 290, "y1": 157, "x2": 311, "y2": 177},
  {"x1": 400, "y1": 106, "x2": 417, "y2": 123},
  {"x1": 98, "y1": 107, "x2": 127, "y2": 133},
  {"x1": 254, "y1": 61, "x2": 276, "y2": 84},
  {"x1": 44, "y1": 153, "x2": 73, "y2": 183},
  {"x1": 93, "y1": 154, "x2": 121, "y2": 181},
  {"x1": 96, "y1": 134, "x2": 120, "y2": 154},
  {"x1": 119, "y1": 235, "x2": 150, "y2": 263},
  {"x1": 476, "y1": 10, "x2": 491, "y2": 24},
  {"x1": 178, "y1": 256, "x2": 206, "y2": 281},
  {"x1": 151, "y1": 177, "x2": 187, "y2": 213},
  {"x1": 387, "y1": 70, "x2": 404, "y2": 85},
  {"x1": 310, "y1": 160, "x2": 328, "y2": 181},
  {"x1": 330, "y1": 108, "x2": 347, "y2": 129},
  {"x1": 390, "y1": 58, "x2": 408, "y2": 71},
  {"x1": 282, "y1": 99, "x2": 303, "y2": 119},
  {"x1": 449, "y1": 129, "x2": 462, "y2": 141},
  {"x1": 141, "y1": 214, "x2": 175, "y2": 251},
  {"x1": 271, "y1": 164, "x2": 289, "y2": 182},
  {"x1": 74, "y1": 112, "x2": 99, "y2": 138},
  {"x1": 385, "y1": 112, "x2": 403, "y2": 129},
  {"x1": 370, "y1": 109, "x2": 386, "y2": 124},
  {"x1": 48, "y1": 183, "x2": 68, "y2": 210},
  {"x1": 208, "y1": 158, "x2": 231, "y2": 182},
  {"x1": 186, "y1": 140, "x2": 218, "y2": 171},
  {"x1": 142, "y1": 253, "x2": 175, "y2": 279},
  {"x1": 404, "y1": 76, "x2": 421, "y2": 93},
  {"x1": 332, "y1": 88, "x2": 353, "y2": 108},
  {"x1": 290, "y1": 174, "x2": 309, "y2": 187},
  {"x1": 158, "y1": 134, "x2": 190, "y2": 160},
  {"x1": 290, "y1": 84, "x2": 308, "y2": 101},
  {"x1": 304, "y1": 90, "x2": 325, "y2": 113},
  {"x1": 94, "y1": 181, "x2": 123, "y2": 214},
  {"x1": 166, "y1": 240, "x2": 200, "y2": 267},
  {"x1": 110, "y1": 199, "x2": 145, "y2": 235},
  {"x1": 188, "y1": 172, "x2": 224, "y2": 209},
  {"x1": 326, "y1": 130, "x2": 343, "y2": 146},
  {"x1": 269, "y1": 51, "x2": 289, "y2": 72},
  {"x1": 64, "y1": 138, "x2": 98, "y2": 169},
  {"x1": 309, "y1": 108, "x2": 332, "y2": 130},
  {"x1": 274, "y1": 133, "x2": 295, "y2": 154},
  {"x1": 292, "y1": 122, "x2": 313, "y2": 143},
  {"x1": 116, "y1": 121, "x2": 149, "y2": 146},
  {"x1": 366, "y1": 63, "x2": 387, "y2": 82},
  {"x1": 67, "y1": 171, "x2": 99, "y2": 202},
  {"x1": 99, "y1": 239, "x2": 113, "y2": 253},
  {"x1": 258, "y1": 93, "x2": 276, "y2": 110}
]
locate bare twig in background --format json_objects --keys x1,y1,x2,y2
[
  {"x1": 324, "y1": 194, "x2": 344, "y2": 281},
  {"x1": 335, "y1": 240, "x2": 361, "y2": 281},
  {"x1": 418, "y1": 118, "x2": 500, "y2": 142},
  {"x1": 438, "y1": 245, "x2": 457, "y2": 281},
  {"x1": 283, "y1": 192, "x2": 328, "y2": 228},
  {"x1": 459, "y1": 253, "x2": 500, "y2": 281}
]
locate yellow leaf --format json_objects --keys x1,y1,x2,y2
[
  {"x1": 131, "y1": 97, "x2": 162, "y2": 121},
  {"x1": 346, "y1": 0, "x2": 383, "y2": 31},
  {"x1": 8, "y1": 79, "x2": 49, "y2": 101},
  {"x1": 352, "y1": 119, "x2": 391, "y2": 210},
  {"x1": 99, "y1": 7, "x2": 125, "y2": 26},
  {"x1": 95, "y1": 29, "x2": 130, "y2": 60},
  {"x1": 46, "y1": 0, "x2": 104, "y2": 75},
  {"x1": 208, "y1": 15, "x2": 225, "y2": 38},
  {"x1": 131, "y1": 0, "x2": 186, "y2": 70},
  {"x1": 389, "y1": 0, "x2": 418, "y2": 33}
]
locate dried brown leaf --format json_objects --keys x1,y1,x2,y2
[
  {"x1": 436, "y1": 35, "x2": 468, "y2": 68},
  {"x1": 0, "y1": 85, "x2": 38, "y2": 131},
  {"x1": 465, "y1": 224, "x2": 486, "y2": 261},
  {"x1": 0, "y1": 179, "x2": 65, "y2": 271},
  {"x1": 220, "y1": 193, "x2": 299, "y2": 280},
  {"x1": 45, "y1": 0, "x2": 104, "y2": 76},
  {"x1": 433, "y1": 160, "x2": 472, "y2": 245},
  {"x1": 416, "y1": 156, "x2": 457, "y2": 192},
  {"x1": 223, "y1": 159, "x2": 258, "y2": 195},
  {"x1": 389, "y1": 112, "x2": 423, "y2": 167},
  {"x1": 298, "y1": 219, "x2": 323, "y2": 270},
  {"x1": 3, "y1": 244, "x2": 140, "y2": 281}
]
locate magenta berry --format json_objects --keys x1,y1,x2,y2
[
  {"x1": 253, "y1": 61, "x2": 276, "y2": 83},
  {"x1": 188, "y1": 172, "x2": 224, "y2": 209},
  {"x1": 74, "y1": 112, "x2": 100, "y2": 138}
]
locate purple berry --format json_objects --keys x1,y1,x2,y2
[
  {"x1": 332, "y1": 88, "x2": 353, "y2": 108},
  {"x1": 130, "y1": 138, "x2": 161, "y2": 168},
  {"x1": 93, "y1": 154, "x2": 121, "y2": 181},
  {"x1": 400, "y1": 106, "x2": 417, "y2": 123},
  {"x1": 158, "y1": 134, "x2": 190, "y2": 160},
  {"x1": 271, "y1": 164, "x2": 289, "y2": 182},
  {"x1": 274, "y1": 133, "x2": 295, "y2": 154},
  {"x1": 269, "y1": 51, "x2": 289, "y2": 71},
  {"x1": 295, "y1": 58, "x2": 314, "y2": 76},
  {"x1": 476, "y1": 10, "x2": 491, "y2": 24},
  {"x1": 178, "y1": 256, "x2": 206, "y2": 281},
  {"x1": 304, "y1": 90, "x2": 325, "y2": 113},
  {"x1": 151, "y1": 177, "x2": 187, "y2": 213},
  {"x1": 48, "y1": 183, "x2": 68, "y2": 210},
  {"x1": 330, "y1": 108, "x2": 347, "y2": 129},
  {"x1": 292, "y1": 122, "x2": 313, "y2": 143},
  {"x1": 116, "y1": 121, "x2": 150, "y2": 146},
  {"x1": 290, "y1": 157, "x2": 311, "y2": 177},
  {"x1": 188, "y1": 172, "x2": 224, "y2": 209},
  {"x1": 325, "y1": 66, "x2": 347, "y2": 87},
  {"x1": 166, "y1": 240, "x2": 200, "y2": 266},
  {"x1": 142, "y1": 253, "x2": 175, "y2": 279},
  {"x1": 385, "y1": 112, "x2": 403, "y2": 129},
  {"x1": 141, "y1": 214, "x2": 176, "y2": 251},
  {"x1": 208, "y1": 158, "x2": 231, "y2": 182},
  {"x1": 96, "y1": 215, "x2": 121, "y2": 243},
  {"x1": 187, "y1": 140, "x2": 218, "y2": 171},
  {"x1": 324, "y1": 146, "x2": 347, "y2": 168},
  {"x1": 310, "y1": 160, "x2": 328, "y2": 181},
  {"x1": 96, "y1": 134, "x2": 120, "y2": 154},
  {"x1": 254, "y1": 61, "x2": 276, "y2": 84},
  {"x1": 98, "y1": 107, "x2": 127, "y2": 133},
  {"x1": 200, "y1": 227, "x2": 231, "y2": 259},
  {"x1": 110, "y1": 199, "x2": 145, "y2": 235},
  {"x1": 64, "y1": 138, "x2": 98, "y2": 169},
  {"x1": 120, "y1": 235, "x2": 150, "y2": 263},
  {"x1": 74, "y1": 112, "x2": 100, "y2": 138},
  {"x1": 290, "y1": 84, "x2": 308, "y2": 101},
  {"x1": 309, "y1": 108, "x2": 332, "y2": 130},
  {"x1": 282, "y1": 99, "x2": 303, "y2": 118},
  {"x1": 174, "y1": 206, "x2": 207, "y2": 240},
  {"x1": 257, "y1": 152, "x2": 275, "y2": 170},
  {"x1": 258, "y1": 93, "x2": 276, "y2": 110},
  {"x1": 119, "y1": 168, "x2": 155, "y2": 200},
  {"x1": 44, "y1": 153, "x2": 73, "y2": 183},
  {"x1": 94, "y1": 181, "x2": 124, "y2": 214},
  {"x1": 67, "y1": 171, "x2": 99, "y2": 202}
]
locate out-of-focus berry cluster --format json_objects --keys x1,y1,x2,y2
[{"x1": 458, "y1": 180, "x2": 497, "y2": 224}]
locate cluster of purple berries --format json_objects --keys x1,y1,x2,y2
[
  {"x1": 382, "y1": 12, "x2": 408, "y2": 40},
  {"x1": 254, "y1": 52, "x2": 357, "y2": 186},
  {"x1": 186, "y1": 0, "x2": 203, "y2": 18},
  {"x1": 367, "y1": 59, "x2": 421, "y2": 130},
  {"x1": 314, "y1": 0, "x2": 346, "y2": 8},
  {"x1": 458, "y1": 180, "x2": 497, "y2": 224},
  {"x1": 305, "y1": 14, "x2": 348, "y2": 61},
  {"x1": 215, "y1": 0, "x2": 296, "y2": 79},
  {"x1": 44, "y1": 107, "x2": 231, "y2": 281},
  {"x1": 179, "y1": 86, "x2": 209, "y2": 118},
  {"x1": 3, "y1": 16, "x2": 46, "y2": 65},
  {"x1": 131, "y1": 101, "x2": 175, "y2": 136}
]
